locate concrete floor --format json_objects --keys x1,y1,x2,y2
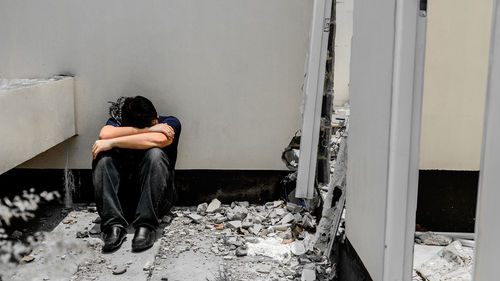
[{"x1": 6, "y1": 203, "x2": 322, "y2": 281}]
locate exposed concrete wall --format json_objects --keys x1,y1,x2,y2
[
  {"x1": 0, "y1": 78, "x2": 76, "y2": 174},
  {"x1": 333, "y1": 0, "x2": 353, "y2": 107},
  {"x1": 419, "y1": 0, "x2": 492, "y2": 170},
  {"x1": 0, "y1": 0, "x2": 313, "y2": 170}
]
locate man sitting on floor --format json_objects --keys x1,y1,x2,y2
[{"x1": 92, "y1": 96, "x2": 181, "y2": 252}]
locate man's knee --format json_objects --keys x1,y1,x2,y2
[
  {"x1": 143, "y1": 148, "x2": 167, "y2": 163},
  {"x1": 92, "y1": 151, "x2": 119, "y2": 176}
]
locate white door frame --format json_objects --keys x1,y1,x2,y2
[{"x1": 296, "y1": 0, "x2": 333, "y2": 199}]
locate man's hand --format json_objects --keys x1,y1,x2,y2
[
  {"x1": 148, "y1": 124, "x2": 175, "y2": 141},
  {"x1": 92, "y1": 139, "x2": 114, "y2": 159}
]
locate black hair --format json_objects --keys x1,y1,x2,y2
[{"x1": 121, "y1": 96, "x2": 158, "y2": 128}]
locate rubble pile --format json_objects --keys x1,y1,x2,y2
[
  {"x1": 8, "y1": 200, "x2": 334, "y2": 280},
  {"x1": 156, "y1": 199, "x2": 335, "y2": 280},
  {"x1": 413, "y1": 232, "x2": 474, "y2": 281}
]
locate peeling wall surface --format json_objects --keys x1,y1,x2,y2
[
  {"x1": 419, "y1": 0, "x2": 492, "y2": 170},
  {"x1": 0, "y1": 0, "x2": 312, "y2": 170}
]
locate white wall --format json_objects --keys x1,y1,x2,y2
[
  {"x1": 419, "y1": 0, "x2": 492, "y2": 170},
  {"x1": 0, "y1": 0, "x2": 313, "y2": 170},
  {"x1": 333, "y1": 0, "x2": 352, "y2": 107}
]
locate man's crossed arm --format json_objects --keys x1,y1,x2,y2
[{"x1": 92, "y1": 123, "x2": 174, "y2": 159}]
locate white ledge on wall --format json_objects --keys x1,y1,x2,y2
[{"x1": 0, "y1": 76, "x2": 76, "y2": 175}]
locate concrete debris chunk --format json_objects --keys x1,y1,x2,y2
[
  {"x1": 227, "y1": 221, "x2": 242, "y2": 229},
  {"x1": 21, "y1": 255, "x2": 35, "y2": 263},
  {"x1": 269, "y1": 224, "x2": 291, "y2": 232},
  {"x1": 256, "y1": 264, "x2": 273, "y2": 274},
  {"x1": 273, "y1": 200, "x2": 284, "y2": 208},
  {"x1": 212, "y1": 213, "x2": 227, "y2": 224},
  {"x1": 294, "y1": 213, "x2": 303, "y2": 222},
  {"x1": 206, "y1": 198, "x2": 222, "y2": 213},
  {"x1": 76, "y1": 230, "x2": 90, "y2": 238},
  {"x1": 143, "y1": 261, "x2": 152, "y2": 271},
  {"x1": 235, "y1": 246, "x2": 248, "y2": 257},
  {"x1": 236, "y1": 201, "x2": 250, "y2": 207},
  {"x1": 291, "y1": 240, "x2": 307, "y2": 256},
  {"x1": 249, "y1": 224, "x2": 263, "y2": 235},
  {"x1": 416, "y1": 241, "x2": 473, "y2": 280},
  {"x1": 279, "y1": 213, "x2": 296, "y2": 225},
  {"x1": 11, "y1": 230, "x2": 22, "y2": 239},
  {"x1": 112, "y1": 265, "x2": 127, "y2": 275},
  {"x1": 242, "y1": 215, "x2": 254, "y2": 229},
  {"x1": 89, "y1": 224, "x2": 100, "y2": 235},
  {"x1": 229, "y1": 205, "x2": 248, "y2": 220},
  {"x1": 187, "y1": 213, "x2": 203, "y2": 223},
  {"x1": 286, "y1": 203, "x2": 302, "y2": 213},
  {"x1": 415, "y1": 232, "x2": 453, "y2": 246},
  {"x1": 196, "y1": 203, "x2": 208, "y2": 213},
  {"x1": 301, "y1": 264, "x2": 316, "y2": 281},
  {"x1": 275, "y1": 208, "x2": 286, "y2": 217},
  {"x1": 301, "y1": 213, "x2": 316, "y2": 229}
]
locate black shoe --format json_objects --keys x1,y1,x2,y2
[
  {"x1": 102, "y1": 225, "x2": 127, "y2": 253},
  {"x1": 132, "y1": 226, "x2": 155, "y2": 252}
]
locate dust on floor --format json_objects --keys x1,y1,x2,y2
[{"x1": 6, "y1": 200, "x2": 334, "y2": 281}]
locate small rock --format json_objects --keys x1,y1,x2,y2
[
  {"x1": 161, "y1": 215, "x2": 173, "y2": 224},
  {"x1": 214, "y1": 223, "x2": 224, "y2": 230},
  {"x1": 211, "y1": 246, "x2": 219, "y2": 254},
  {"x1": 21, "y1": 255, "x2": 35, "y2": 263},
  {"x1": 286, "y1": 203, "x2": 302, "y2": 213},
  {"x1": 294, "y1": 213, "x2": 303, "y2": 222},
  {"x1": 11, "y1": 230, "x2": 23, "y2": 239},
  {"x1": 242, "y1": 216, "x2": 254, "y2": 229},
  {"x1": 301, "y1": 213, "x2": 315, "y2": 229},
  {"x1": 89, "y1": 224, "x2": 100, "y2": 235},
  {"x1": 236, "y1": 201, "x2": 250, "y2": 207},
  {"x1": 112, "y1": 265, "x2": 127, "y2": 275},
  {"x1": 187, "y1": 213, "x2": 203, "y2": 224},
  {"x1": 206, "y1": 199, "x2": 222, "y2": 213},
  {"x1": 197, "y1": 203, "x2": 208, "y2": 213},
  {"x1": 227, "y1": 221, "x2": 242, "y2": 229},
  {"x1": 269, "y1": 224, "x2": 291, "y2": 232},
  {"x1": 298, "y1": 257, "x2": 311, "y2": 264},
  {"x1": 291, "y1": 241, "x2": 306, "y2": 256},
  {"x1": 212, "y1": 213, "x2": 227, "y2": 224},
  {"x1": 143, "y1": 261, "x2": 152, "y2": 271},
  {"x1": 256, "y1": 264, "x2": 272, "y2": 274},
  {"x1": 275, "y1": 208, "x2": 286, "y2": 217},
  {"x1": 235, "y1": 246, "x2": 248, "y2": 257},
  {"x1": 249, "y1": 224, "x2": 263, "y2": 235},
  {"x1": 301, "y1": 264, "x2": 316, "y2": 281},
  {"x1": 279, "y1": 213, "x2": 296, "y2": 224},
  {"x1": 76, "y1": 231, "x2": 90, "y2": 238},
  {"x1": 161, "y1": 278, "x2": 169, "y2": 281},
  {"x1": 87, "y1": 206, "x2": 97, "y2": 212}
]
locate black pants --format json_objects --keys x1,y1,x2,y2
[{"x1": 92, "y1": 147, "x2": 176, "y2": 232}]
